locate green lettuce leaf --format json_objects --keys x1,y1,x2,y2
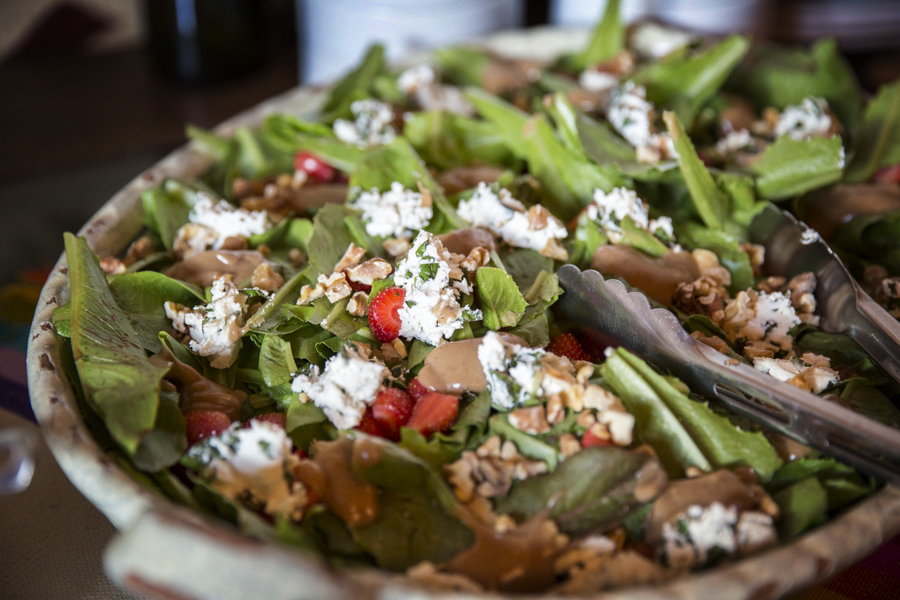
[
  {"x1": 434, "y1": 46, "x2": 491, "y2": 88},
  {"x1": 403, "y1": 110, "x2": 519, "y2": 170},
  {"x1": 633, "y1": 35, "x2": 750, "y2": 125},
  {"x1": 476, "y1": 267, "x2": 528, "y2": 330},
  {"x1": 306, "y1": 205, "x2": 355, "y2": 279},
  {"x1": 772, "y1": 476, "x2": 828, "y2": 538},
  {"x1": 495, "y1": 446, "x2": 663, "y2": 535},
  {"x1": 560, "y1": 0, "x2": 623, "y2": 72},
  {"x1": 320, "y1": 44, "x2": 386, "y2": 124},
  {"x1": 750, "y1": 135, "x2": 845, "y2": 200},
  {"x1": 141, "y1": 179, "x2": 200, "y2": 250},
  {"x1": 845, "y1": 80, "x2": 900, "y2": 183},
  {"x1": 64, "y1": 233, "x2": 170, "y2": 457}
]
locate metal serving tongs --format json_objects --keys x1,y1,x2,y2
[{"x1": 555, "y1": 207, "x2": 900, "y2": 485}]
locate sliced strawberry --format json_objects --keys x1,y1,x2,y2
[
  {"x1": 294, "y1": 151, "x2": 336, "y2": 183},
  {"x1": 547, "y1": 333, "x2": 592, "y2": 362},
  {"x1": 356, "y1": 407, "x2": 389, "y2": 438},
  {"x1": 372, "y1": 387, "x2": 415, "y2": 441},
  {"x1": 368, "y1": 286, "x2": 405, "y2": 343},
  {"x1": 874, "y1": 163, "x2": 900, "y2": 184},
  {"x1": 252, "y1": 412, "x2": 287, "y2": 429},
  {"x1": 406, "y1": 377, "x2": 429, "y2": 401},
  {"x1": 343, "y1": 268, "x2": 372, "y2": 293},
  {"x1": 407, "y1": 392, "x2": 458, "y2": 438},
  {"x1": 185, "y1": 410, "x2": 232, "y2": 446},
  {"x1": 582, "y1": 428, "x2": 615, "y2": 448}
]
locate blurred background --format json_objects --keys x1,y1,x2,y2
[{"x1": 1, "y1": 0, "x2": 900, "y2": 342}]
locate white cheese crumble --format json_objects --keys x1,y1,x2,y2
[
  {"x1": 199, "y1": 421, "x2": 306, "y2": 520},
  {"x1": 607, "y1": 83, "x2": 677, "y2": 164},
  {"x1": 180, "y1": 195, "x2": 271, "y2": 252},
  {"x1": 774, "y1": 97, "x2": 834, "y2": 140},
  {"x1": 333, "y1": 98, "x2": 396, "y2": 148},
  {"x1": 733, "y1": 291, "x2": 801, "y2": 352},
  {"x1": 630, "y1": 22, "x2": 696, "y2": 59},
  {"x1": 662, "y1": 502, "x2": 738, "y2": 568},
  {"x1": 478, "y1": 331, "x2": 546, "y2": 409},
  {"x1": 348, "y1": 181, "x2": 433, "y2": 238},
  {"x1": 800, "y1": 226, "x2": 821, "y2": 245},
  {"x1": 398, "y1": 64, "x2": 474, "y2": 115},
  {"x1": 715, "y1": 129, "x2": 753, "y2": 156},
  {"x1": 165, "y1": 277, "x2": 247, "y2": 368},
  {"x1": 578, "y1": 69, "x2": 620, "y2": 93},
  {"x1": 394, "y1": 231, "x2": 481, "y2": 346},
  {"x1": 585, "y1": 187, "x2": 676, "y2": 245},
  {"x1": 753, "y1": 352, "x2": 839, "y2": 394},
  {"x1": 457, "y1": 183, "x2": 568, "y2": 255},
  {"x1": 290, "y1": 347, "x2": 389, "y2": 429}
]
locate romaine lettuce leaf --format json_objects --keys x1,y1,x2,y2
[
  {"x1": 403, "y1": 110, "x2": 519, "y2": 170},
  {"x1": 476, "y1": 267, "x2": 528, "y2": 330},
  {"x1": 845, "y1": 80, "x2": 900, "y2": 183},
  {"x1": 319, "y1": 44, "x2": 386, "y2": 124},
  {"x1": 750, "y1": 135, "x2": 845, "y2": 200}
]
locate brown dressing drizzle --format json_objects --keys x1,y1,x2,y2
[
  {"x1": 437, "y1": 168, "x2": 505, "y2": 196},
  {"x1": 445, "y1": 505, "x2": 562, "y2": 592},
  {"x1": 289, "y1": 183, "x2": 349, "y2": 213},
  {"x1": 294, "y1": 437, "x2": 379, "y2": 528},
  {"x1": 436, "y1": 227, "x2": 497, "y2": 255},
  {"x1": 165, "y1": 250, "x2": 268, "y2": 287},
  {"x1": 591, "y1": 245, "x2": 700, "y2": 305},
  {"x1": 150, "y1": 348, "x2": 245, "y2": 420},
  {"x1": 417, "y1": 333, "x2": 527, "y2": 395}
]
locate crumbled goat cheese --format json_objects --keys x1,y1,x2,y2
[
  {"x1": 607, "y1": 83, "x2": 677, "y2": 164},
  {"x1": 348, "y1": 181, "x2": 433, "y2": 238},
  {"x1": 290, "y1": 347, "x2": 389, "y2": 429},
  {"x1": 478, "y1": 331, "x2": 546, "y2": 409},
  {"x1": 630, "y1": 22, "x2": 696, "y2": 59},
  {"x1": 457, "y1": 183, "x2": 568, "y2": 255},
  {"x1": 394, "y1": 231, "x2": 481, "y2": 346},
  {"x1": 183, "y1": 194, "x2": 270, "y2": 251},
  {"x1": 585, "y1": 187, "x2": 675, "y2": 245},
  {"x1": 775, "y1": 97, "x2": 834, "y2": 140},
  {"x1": 333, "y1": 98, "x2": 396, "y2": 147},
  {"x1": 662, "y1": 502, "x2": 738, "y2": 568},
  {"x1": 398, "y1": 64, "x2": 436, "y2": 94},
  {"x1": 753, "y1": 352, "x2": 839, "y2": 394},
  {"x1": 800, "y1": 227, "x2": 821, "y2": 245},
  {"x1": 398, "y1": 64, "x2": 474, "y2": 115},
  {"x1": 578, "y1": 69, "x2": 620, "y2": 93},
  {"x1": 715, "y1": 129, "x2": 753, "y2": 156},
  {"x1": 201, "y1": 421, "x2": 306, "y2": 520},
  {"x1": 732, "y1": 291, "x2": 801, "y2": 352},
  {"x1": 165, "y1": 277, "x2": 247, "y2": 368}
]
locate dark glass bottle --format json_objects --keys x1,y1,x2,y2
[{"x1": 145, "y1": 0, "x2": 266, "y2": 84}]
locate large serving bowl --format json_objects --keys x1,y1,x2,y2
[{"x1": 27, "y1": 27, "x2": 900, "y2": 600}]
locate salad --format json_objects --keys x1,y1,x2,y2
[{"x1": 53, "y1": 2, "x2": 900, "y2": 595}]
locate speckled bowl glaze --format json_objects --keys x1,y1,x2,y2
[{"x1": 27, "y1": 27, "x2": 900, "y2": 600}]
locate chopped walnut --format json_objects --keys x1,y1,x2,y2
[
  {"x1": 446, "y1": 437, "x2": 547, "y2": 501},
  {"x1": 722, "y1": 290, "x2": 757, "y2": 339},
  {"x1": 862, "y1": 264, "x2": 890, "y2": 297},
  {"x1": 251, "y1": 262, "x2": 284, "y2": 293},
  {"x1": 876, "y1": 277, "x2": 900, "y2": 318},
  {"x1": 740, "y1": 243, "x2": 765, "y2": 275},
  {"x1": 390, "y1": 338, "x2": 408, "y2": 359},
  {"x1": 347, "y1": 291, "x2": 369, "y2": 316},
  {"x1": 459, "y1": 246, "x2": 491, "y2": 272},
  {"x1": 673, "y1": 276, "x2": 728, "y2": 326},
  {"x1": 297, "y1": 272, "x2": 352, "y2": 305},
  {"x1": 100, "y1": 256, "x2": 126, "y2": 275},
  {"x1": 288, "y1": 248, "x2": 306, "y2": 267},
  {"x1": 238, "y1": 170, "x2": 309, "y2": 222},
  {"x1": 786, "y1": 272, "x2": 818, "y2": 324},
  {"x1": 172, "y1": 223, "x2": 219, "y2": 260},
  {"x1": 508, "y1": 405, "x2": 551, "y2": 435},
  {"x1": 123, "y1": 235, "x2": 154, "y2": 266},
  {"x1": 757, "y1": 276, "x2": 786, "y2": 294},
  {"x1": 690, "y1": 331, "x2": 730, "y2": 355},
  {"x1": 382, "y1": 237, "x2": 411, "y2": 258},
  {"x1": 406, "y1": 562, "x2": 483, "y2": 594},
  {"x1": 346, "y1": 257, "x2": 393, "y2": 285},
  {"x1": 333, "y1": 243, "x2": 366, "y2": 273},
  {"x1": 559, "y1": 433, "x2": 582, "y2": 457},
  {"x1": 692, "y1": 249, "x2": 731, "y2": 288},
  {"x1": 575, "y1": 411, "x2": 596, "y2": 429},
  {"x1": 546, "y1": 394, "x2": 565, "y2": 425}
]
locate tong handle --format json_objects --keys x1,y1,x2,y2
[{"x1": 852, "y1": 293, "x2": 900, "y2": 386}]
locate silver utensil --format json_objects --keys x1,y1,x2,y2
[
  {"x1": 748, "y1": 204, "x2": 900, "y2": 386},
  {"x1": 555, "y1": 263, "x2": 900, "y2": 485}
]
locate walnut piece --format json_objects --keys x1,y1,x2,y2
[
  {"x1": 333, "y1": 243, "x2": 366, "y2": 273},
  {"x1": 251, "y1": 262, "x2": 284, "y2": 293},
  {"x1": 673, "y1": 276, "x2": 728, "y2": 326},
  {"x1": 345, "y1": 258, "x2": 393, "y2": 285},
  {"x1": 508, "y1": 405, "x2": 551, "y2": 435}
]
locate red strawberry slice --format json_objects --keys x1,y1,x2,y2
[
  {"x1": 251, "y1": 413, "x2": 287, "y2": 429},
  {"x1": 372, "y1": 387, "x2": 415, "y2": 441},
  {"x1": 547, "y1": 333, "x2": 592, "y2": 362},
  {"x1": 356, "y1": 407, "x2": 389, "y2": 438},
  {"x1": 368, "y1": 286, "x2": 405, "y2": 343},
  {"x1": 294, "y1": 151, "x2": 336, "y2": 183},
  {"x1": 407, "y1": 392, "x2": 458, "y2": 438},
  {"x1": 582, "y1": 428, "x2": 615, "y2": 449},
  {"x1": 185, "y1": 410, "x2": 232, "y2": 446},
  {"x1": 406, "y1": 377, "x2": 429, "y2": 401}
]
